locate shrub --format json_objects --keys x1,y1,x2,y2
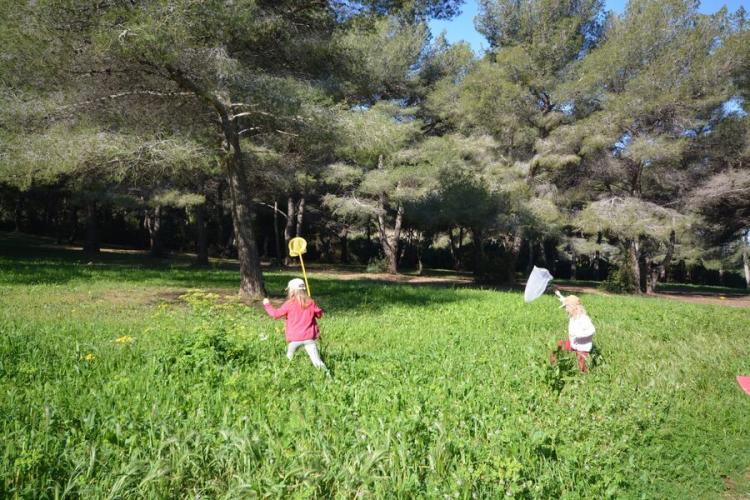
[
  {"x1": 474, "y1": 254, "x2": 515, "y2": 284},
  {"x1": 365, "y1": 257, "x2": 389, "y2": 273},
  {"x1": 600, "y1": 265, "x2": 639, "y2": 293}
]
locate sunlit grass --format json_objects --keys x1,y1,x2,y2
[{"x1": 1, "y1": 239, "x2": 749, "y2": 497}]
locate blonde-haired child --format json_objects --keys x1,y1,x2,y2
[
  {"x1": 550, "y1": 291, "x2": 595, "y2": 373},
  {"x1": 263, "y1": 278, "x2": 327, "y2": 370}
]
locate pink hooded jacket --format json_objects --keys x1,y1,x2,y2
[{"x1": 263, "y1": 299, "x2": 324, "y2": 342}]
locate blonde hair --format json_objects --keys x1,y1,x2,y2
[
  {"x1": 563, "y1": 295, "x2": 586, "y2": 318},
  {"x1": 287, "y1": 287, "x2": 311, "y2": 308}
]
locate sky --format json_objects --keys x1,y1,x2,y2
[{"x1": 428, "y1": 0, "x2": 750, "y2": 54}]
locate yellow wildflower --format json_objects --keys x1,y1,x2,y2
[
  {"x1": 82, "y1": 353, "x2": 96, "y2": 362},
  {"x1": 115, "y1": 336, "x2": 135, "y2": 344}
]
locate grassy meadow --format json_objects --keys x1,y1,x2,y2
[{"x1": 1, "y1": 235, "x2": 750, "y2": 498}]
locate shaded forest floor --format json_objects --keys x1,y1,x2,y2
[{"x1": 1, "y1": 231, "x2": 748, "y2": 308}]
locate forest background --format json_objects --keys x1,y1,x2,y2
[{"x1": 2, "y1": 0, "x2": 749, "y2": 296}]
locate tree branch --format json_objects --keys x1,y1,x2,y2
[
  {"x1": 232, "y1": 110, "x2": 274, "y2": 119},
  {"x1": 275, "y1": 129, "x2": 299, "y2": 137},
  {"x1": 164, "y1": 64, "x2": 229, "y2": 118},
  {"x1": 238, "y1": 127, "x2": 262, "y2": 135},
  {"x1": 59, "y1": 90, "x2": 195, "y2": 110},
  {"x1": 257, "y1": 202, "x2": 289, "y2": 219}
]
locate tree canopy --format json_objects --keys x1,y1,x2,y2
[{"x1": 2, "y1": 0, "x2": 749, "y2": 292}]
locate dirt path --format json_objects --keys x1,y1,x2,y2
[
  {"x1": 556, "y1": 285, "x2": 750, "y2": 308},
  {"x1": 9, "y1": 233, "x2": 747, "y2": 308},
  {"x1": 309, "y1": 269, "x2": 750, "y2": 308},
  {"x1": 313, "y1": 269, "x2": 475, "y2": 286},
  {"x1": 650, "y1": 292, "x2": 750, "y2": 308},
  {"x1": 314, "y1": 270, "x2": 750, "y2": 308}
]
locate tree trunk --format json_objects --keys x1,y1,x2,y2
[
  {"x1": 646, "y1": 260, "x2": 656, "y2": 294},
  {"x1": 145, "y1": 205, "x2": 165, "y2": 258},
  {"x1": 507, "y1": 234, "x2": 524, "y2": 282},
  {"x1": 166, "y1": 66, "x2": 265, "y2": 297},
  {"x1": 743, "y1": 245, "x2": 750, "y2": 289},
  {"x1": 397, "y1": 234, "x2": 408, "y2": 267},
  {"x1": 628, "y1": 239, "x2": 642, "y2": 294},
  {"x1": 659, "y1": 230, "x2": 677, "y2": 281},
  {"x1": 14, "y1": 194, "x2": 24, "y2": 232},
  {"x1": 392, "y1": 205, "x2": 404, "y2": 273},
  {"x1": 374, "y1": 155, "x2": 403, "y2": 274},
  {"x1": 56, "y1": 197, "x2": 67, "y2": 244},
  {"x1": 647, "y1": 230, "x2": 675, "y2": 294},
  {"x1": 262, "y1": 236, "x2": 269, "y2": 259},
  {"x1": 527, "y1": 238, "x2": 534, "y2": 273},
  {"x1": 295, "y1": 197, "x2": 305, "y2": 237},
  {"x1": 538, "y1": 241, "x2": 547, "y2": 268},
  {"x1": 592, "y1": 250, "x2": 601, "y2": 281},
  {"x1": 449, "y1": 228, "x2": 462, "y2": 270},
  {"x1": 376, "y1": 199, "x2": 403, "y2": 274},
  {"x1": 416, "y1": 242, "x2": 424, "y2": 275},
  {"x1": 226, "y1": 227, "x2": 236, "y2": 256},
  {"x1": 340, "y1": 228, "x2": 349, "y2": 264},
  {"x1": 83, "y1": 199, "x2": 99, "y2": 255},
  {"x1": 472, "y1": 226, "x2": 484, "y2": 278},
  {"x1": 284, "y1": 196, "x2": 296, "y2": 266},
  {"x1": 68, "y1": 207, "x2": 78, "y2": 244},
  {"x1": 273, "y1": 201, "x2": 282, "y2": 265},
  {"x1": 43, "y1": 189, "x2": 53, "y2": 233},
  {"x1": 225, "y1": 155, "x2": 265, "y2": 297},
  {"x1": 216, "y1": 180, "x2": 226, "y2": 255},
  {"x1": 570, "y1": 247, "x2": 577, "y2": 281},
  {"x1": 195, "y1": 204, "x2": 209, "y2": 266}
]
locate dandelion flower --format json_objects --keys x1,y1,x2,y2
[
  {"x1": 82, "y1": 353, "x2": 96, "y2": 362},
  {"x1": 115, "y1": 336, "x2": 135, "y2": 344}
]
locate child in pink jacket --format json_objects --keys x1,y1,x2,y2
[{"x1": 262, "y1": 278, "x2": 327, "y2": 370}]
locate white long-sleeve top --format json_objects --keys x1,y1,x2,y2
[{"x1": 568, "y1": 313, "x2": 595, "y2": 352}]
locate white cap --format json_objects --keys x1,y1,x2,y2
[{"x1": 286, "y1": 278, "x2": 306, "y2": 291}]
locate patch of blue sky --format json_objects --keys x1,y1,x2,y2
[
  {"x1": 558, "y1": 101, "x2": 575, "y2": 115},
  {"x1": 427, "y1": 0, "x2": 749, "y2": 55},
  {"x1": 722, "y1": 97, "x2": 747, "y2": 117},
  {"x1": 589, "y1": 0, "x2": 747, "y2": 15},
  {"x1": 612, "y1": 133, "x2": 632, "y2": 155},
  {"x1": 709, "y1": 36, "x2": 724, "y2": 55},
  {"x1": 682, "y1": 129, "x2": 699, "y2": 138},
  {"x1": 678, "y1": 98, "x2": 744, "y2": 137},
  {"x1": 427, "y1": 1, "x2": 486, "y2": 55}
]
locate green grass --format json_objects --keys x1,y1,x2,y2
[{"x1": 2, "y1": 234, "x2": 750, "y2": 498}]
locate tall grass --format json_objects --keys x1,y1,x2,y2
[{"x1": 1, "y1": 238, "x2": 749, "y2": 497}]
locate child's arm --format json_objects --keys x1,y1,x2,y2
[
  {"x1": 554, "y1": 290, "x2": 565, "y2": 306},
  {"x1": 262, "y1": 298, "x2": 289, "y2": 319},
  {"x1": 312, "y1": 301, "x2": 324, "y2": 319}
]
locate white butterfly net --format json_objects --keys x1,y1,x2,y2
[{"x1": 524, "y1": 266, "x2": 553, "y2": 303}]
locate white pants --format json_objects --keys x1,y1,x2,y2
[{"x1": 287, "y1": 340, "x2": 326, "y2": 369}]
